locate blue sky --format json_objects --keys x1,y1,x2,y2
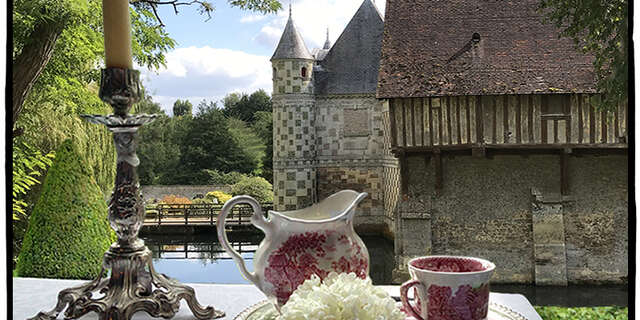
[{"x1": 138, "y1": 0, "x2": 387, "y2": 115}]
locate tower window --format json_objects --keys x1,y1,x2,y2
[{"x1": 301, "y1": 67, "x2": 307, "y2": 78}]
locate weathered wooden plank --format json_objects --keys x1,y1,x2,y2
[
  {"x1": 541, "y1": 96, "x2": 548, "y2": 143},
  {"x1": 456, "y1": 97, "x2": 462, "y2": 144},
  {"x1": 589, "y1": 95, "x2": 596, "y2": 143},
  {"x1": 528, "y1": 95, "x2": 534, "y2": 143},
  {"x1": 419, "y1": 97, "x2": 425, "y2": 146},
  {"x1": 522, "y1": 95, "x2": 529, "y2": 144},
  {"x1": 428, "y1": 98, "x2": 434, "y2": 146},
  {"x1": 450, "y1": 97, "x2": 459, "y2": 145},
  {"x1": 503, "y1": 95, "x2": 509, "y2": 143},
  {"x1": 410, "y1": 98, "x2": 416, "y2": 147},
  {"x1": 460, "y1": 97, "x2": 468, "y2": 144},
  {"x1": 516, "y1": 96, "x2": 522, "y2": 144},
  {"x1": 389, "y1": 99, "x2": 397, "y2": 147},
  {"x1": 432, "y1": 98, "x2": 441, "y2": 146},
  {"x1": 614, "y1": 102, "x2": 620, "y2": 142},
  {"x1": 491, "y1": 96, "x2": 497, "y2": 144},
  {"x1": 481, "y1": 96, "x2": 492, "y2": 145},
  {"x1": 606, "y1": 110, "x2": 615, "y2": 144},
  {"x1": 496, "y1": 96, "x2": 504, "y2": 144},
  {"x1": 508, "y1": 96, "x2": 517, "y2": 144},
  {"x1": 581, "y1": 95, "x2": 590, "y2": 143},
  {"x1": 476, "y1": 96, "x2": 483, "y2": 144},
  {"x1": 557, "y1": 120, "x2": 567, "y2": 143},
  {"x1": 570, "y1": 94, "x2": 579, "y2": 144},
  {"x1": 564, "y1": 95, "x2": 571, "y2": 144},
  {"x1": 442, "y1": 97, "x2": 450, "y2": 145},
  {"x1": 401, "y1": 98, "x2": 408, "y2": 147},
  {"x1": 593, "y1": 104, "x2": 601, "y2": 143},
  {"x1": 424, "y1": 98, "x2": 432, "y2": 146},
  {"x1": 469, "y1": 96, "x2": 477, "y2": 143}
]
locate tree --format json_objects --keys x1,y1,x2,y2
[
  {"x1": 252, "y1": 111, "x2": 273, "y2": 182},
  {"x1": 539, "y1": 0, "x2": 628, "y2": 111},
  {"x1": 228, "y1": 117, "x2": 267, "y2": 175},
  {"x1": 15, "y1": 140, "x2": 115, "y2": 279},
  {"x1": 223, "y1": 89, "x2": 272, "y2": 123},
  {"x1": 174, "y1": 102, "x2": 259, "y2": 183},
  {"x1": 173, "y1": 99, "x2": 193, "y2": 117},
  {"x1": 12, "y1": 0, "x2": 282, "y2": 135},
  {"x1": 12, "y1": 0, "x2": 175, "y2": 135}
]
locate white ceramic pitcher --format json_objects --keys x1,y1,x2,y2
[{"x1": 217, "y1": 190, "x2": 370, "y2": 307}]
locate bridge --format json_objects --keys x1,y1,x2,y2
[{"x1": 143, "y1": 203, "x2": 273, "y2": 229}]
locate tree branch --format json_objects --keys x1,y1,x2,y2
[{"x1": 130, "y1": 0, "x2": 213, "y2": 26}]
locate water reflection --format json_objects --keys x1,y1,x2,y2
[{"x1": 141, "y1": 233, "x2": 394, "y2": 285}]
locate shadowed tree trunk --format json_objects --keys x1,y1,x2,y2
[{"x1": 12, "y1": 21, "x2": 65, "y2": 136}]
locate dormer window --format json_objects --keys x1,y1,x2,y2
[{"x1": 301, "y1": 67, "x2": 307, "y2": 78}]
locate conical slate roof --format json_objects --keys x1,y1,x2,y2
[
  {"x1": 271, "y1": 9, "x2": 313, "y2": 61},
  {"x1": 314, "y1": 0, "x2": 384, "y2": 94}
]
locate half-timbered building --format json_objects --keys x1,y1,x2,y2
[{"x1": 377, "y1": 0, "x2": 628, "y2": 285}]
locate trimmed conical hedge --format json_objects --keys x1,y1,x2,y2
[{"x1": 16, "y1": 139, "x2": 115, "y2": 279}]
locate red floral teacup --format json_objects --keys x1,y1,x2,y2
[{"x1": 400, "y1": 256, "x2": 495, "y2": 320}]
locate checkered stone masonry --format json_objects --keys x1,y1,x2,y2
[
  {"x1": 273, "y1": 92, "x2": 316, "y2": 211},
  {"x1": 273, "y1": 60, "x2": 314, "y2": 94}
]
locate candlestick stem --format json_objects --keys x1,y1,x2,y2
[{"x1": 28, "y1": 68, "x2": 224, "y2": 320}]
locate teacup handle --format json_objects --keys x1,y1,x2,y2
[
  {"x1": 400, "y1": 280, "x2": 425, "y2": 320},
  {"x1": 217, "y1": 195, "x2": 271, "y2": 287}
]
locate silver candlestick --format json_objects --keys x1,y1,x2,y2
[{"x1": 29, "y1": 68, "x2": 225, "y2": 320}]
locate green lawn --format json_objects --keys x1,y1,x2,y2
[{"x1": 534, "y1": 306, "x2": 628, "y2": 320}]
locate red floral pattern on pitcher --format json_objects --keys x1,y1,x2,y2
[
  {"x1": 264, "y1": 230, "x2": 368, "y2": 305},
  {"x1": 405, "y1": 284, "x2": 490, "y2": 320}
]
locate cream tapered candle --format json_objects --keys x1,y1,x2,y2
[{"x1": 103, "y1": 0, "x2": 133, "y2": 68}]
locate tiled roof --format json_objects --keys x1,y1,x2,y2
[
  {"x1": 314, "y1": 0, "x2": 384, "y2": 95},
  {"x1": 271, "y1": 14, "x2": 313, "y2": 61},
  {"x1": 376, "y1": 0, "x2": 597, "y2": 98}
]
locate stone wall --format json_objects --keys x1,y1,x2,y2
[
  {"x1": 140, "y1": 185, "x2": 231, "y2": 202},
  {"x1": 273, "y1": 94, "x2": 316, "y2": 211},
  {"x1": 393, "y1": 153, "x2": 628, "y2": 285}
]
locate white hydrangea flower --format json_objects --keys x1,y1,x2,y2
[{"x1": 277, "y1": 272, "x2": 405, "y2": 320}]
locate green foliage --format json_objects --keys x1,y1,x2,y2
[
  {"x1": 173, "y1": 99, "x2": 193, "y2": 117},
  {"x1": 15, "y1": 140, "x2": 115, "y2": 279},
  {"x1": 201, "y1": 169, "x2": 248, "y2": 185},
  {"x1": 12, "y1": 142, "x2": 54, "y2": 221},
  {"x1": 231, "y1": 176, "x2": 274, "y2": 203},
  {"x1": 534, "y1": 306, "x2": 628, "y2": 320},
  {"x1": 181, "y1": 103, "x2": 258, "y2": 175},
  {"x1": 228, "y1": 117, "x2": 266, "y2": 175},
  {"x1": 223, "y1": 89, "x2": 272, "y2": 124},
  {"x1": 137, "y1": 92, "x2": 271, "y2": 186},
  {"x1": 192, "y1": 197, "x2": 213, "y2": 204},
  {"x1": 539, "y1": 0, "x2": 628, "y2": 111},
  {"x1": 206, "y1": 191, "x2": 233, "y2": 204},
  {"x1": 252, "y1": 111, "x2": 273, "y2": 182}
]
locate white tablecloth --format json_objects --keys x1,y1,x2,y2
[{"x1": 13, "y1": 278, "x2": 541, "y2": 319}]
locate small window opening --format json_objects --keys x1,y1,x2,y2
[
  {"x1": 301, "y1": 67, "x2": 307, "y2": 78},
  {"x1": 472, "y1": 33, "x2": 481, "y2": 43}
]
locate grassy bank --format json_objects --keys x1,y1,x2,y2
[{"x1": 534, "y1": 306, "x2": 628, "y2": 319}]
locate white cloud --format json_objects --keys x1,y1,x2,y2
[
  {"x1": 140, "y1": 46, "x2": 272, "y2": 115},
  {"x1": 254, "y1": 0, "x2": 386, "y2": 50},
  {"x1": 240, "y1": 14, "x2": 268, "y2": 23}
]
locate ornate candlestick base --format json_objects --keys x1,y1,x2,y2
[{"x1": 29, "y1": 68, "x2": 224, "y2": 320}]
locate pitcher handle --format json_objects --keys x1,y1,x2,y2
[{"x1": 217, "y1": 195, "x2": 270, "y2": 287}]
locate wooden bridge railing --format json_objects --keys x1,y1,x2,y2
[
  {"x1": 144, "y1": 203, "x2": 273, "y2": 227},
  {"x1": 146, "y1": 240, "x2": 258, "y2": 259}
]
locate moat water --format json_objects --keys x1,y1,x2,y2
[{"x1": 140, "y1": 232, "x2": 627, "y2": 307}]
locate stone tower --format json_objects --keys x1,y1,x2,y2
[{"x1": 271, "y1": 6, "x2": 316, "y2": 211}]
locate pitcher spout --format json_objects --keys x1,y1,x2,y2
[{"x1": 269, "y1": 190, "x2": 368, "y2": 223}]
